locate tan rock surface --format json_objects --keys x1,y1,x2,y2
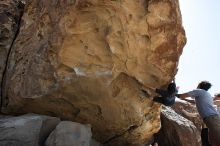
[{"x1": 1, "y1": 0, "x2": 186, "y2": 145}]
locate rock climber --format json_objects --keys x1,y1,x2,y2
[{"x1": 152, "y1": 81, "x2": 178, "y2": 106}]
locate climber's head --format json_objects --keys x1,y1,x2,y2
[
  {"x1": 168, "y1": 82, "x2": 176, "y2": 93},
  {"x1": 197, "y1": 81, "x2": 212, "y2": 91}
]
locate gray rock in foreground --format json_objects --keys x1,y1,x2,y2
[
  {"x1": 46, "y1": 121, "x2": 92, "y2": 146},
  {"x1": 90, "y1": 139, "x2": 102, "y2": 146},
  {"x1": 0, "y1": 113, "x2": 60, "y2": 146}
]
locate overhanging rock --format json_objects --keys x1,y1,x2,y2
[{"x1": 1, "y1": 0, "x2": 186, "y2": 145}]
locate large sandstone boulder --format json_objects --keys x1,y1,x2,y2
[
  {"x1": 0, "y1": 113, "x2": 60, "y2": 146},
  {"x1": 156, "y1": 106, "x2": 201, "y2": 146},
  {"x1": 1, "y1": 0, "x2": 186, "y2": 145}
]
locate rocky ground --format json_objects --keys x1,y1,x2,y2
[
  {"x1": 0, "y1": 113, "x2": 101, "y2": 146},
  {"x1": 0, "y1": 100, "x2": 202, "y2": 146}
]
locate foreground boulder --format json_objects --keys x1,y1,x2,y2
[
  {"x1": 0, "y1": 113, "x2": 60, "y2": 146},
  {"x1": 46, "y1": 121, "x2": 92, "y2": 146},
  {"x1": 156, "y1": 106, "x2": 201, "y2": 146},
  {"x1": 1, "y1": 0, "x2": 186, "y2": 145},
  {"x1": 172, "y1": 100, "x2": 203, "y2": 130}
]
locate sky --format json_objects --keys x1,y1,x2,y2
[{"x1": 176, "y1": 0, "x2": 220, "y2": 95}]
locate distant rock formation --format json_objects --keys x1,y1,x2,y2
[{"x1": 0, "y1": 0, "x2": 186, "y2": 145}]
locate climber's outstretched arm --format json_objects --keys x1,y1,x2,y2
[{"x1": 176, "y1": 93, "x2": 191, "y2": 99}]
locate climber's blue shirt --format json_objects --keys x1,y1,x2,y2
[{"x1": 187, "y1": 89, "x2": 219, "y2": 118}]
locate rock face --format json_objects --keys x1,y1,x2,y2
[
  {"x1": 1, "y1": 0, "x2": 186, "y2": 145},
  {"x1": 156, "y1": 107, "x2": 201, "y2": 146},
  {"x1": 0, "y1": 113, "x2": 60, "y2": 146},
  {"x1": 0, "y1": 0, "x2": 24, "y2": 105},
  {"x1": 172, "y1": 101, "x2": 203, "y2": 130},
  {"x1": 46, "y1": 121, "x2": 92, "y2": 146}
]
